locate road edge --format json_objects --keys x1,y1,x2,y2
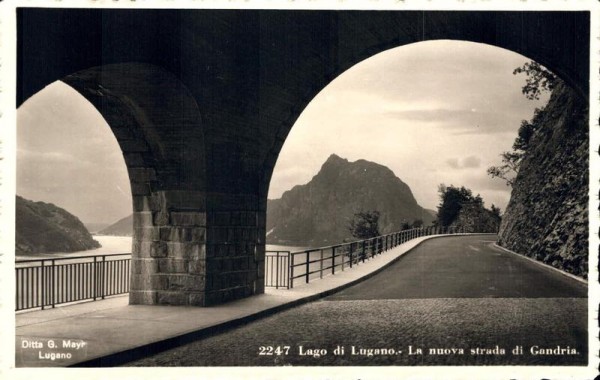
[{"x1": 492, "y1": 243, "x2": 588, "y2": 285}]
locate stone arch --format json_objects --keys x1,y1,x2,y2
[
  {"x1": 62, "y1": 63, "x2": 210, "y2": 306},
  {"x1": 17, "y1": 9, "x2": 589, "y2": 306}
]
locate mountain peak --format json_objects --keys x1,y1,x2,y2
[
  {"x1": 267, "y1": 155, "x2": 434, "y2": 246},
  {"x1": 324, "y1": 153, "x2": 348, "y2": 165}
]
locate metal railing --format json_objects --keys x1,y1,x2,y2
[
  {"x1": 265, "y1": 226, "x2": 464, "y2": 289},
  {"x1": 265, "y1": 251, "x2": 291, "y2": 289},
  {"x1": 15, "y1": 226, "x2": 475, "y2": 310},
  {"x1": 16, "y1": 253, "x2": 131, "y2": 311}
]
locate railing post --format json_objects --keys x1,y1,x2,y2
[
  {"x1": 93, "y1": 256, "x2": 97, "y2": 301},
  {"x1": 320, "y1": 249, "x2": 323, "y2": 279},
  {"x1": 275, "y1": 252, "x2": 280, "y2": 289},
  {"x1": 51, "y1": 259, "x2": 56, "y2": 308},
  {"x1": 349, "y1": 246, "x2": 353, "y2": 268},
  {"x1": 332, "y1": 246, "x2": 336, "y2": 275},
  {"x1": 305, "y1": 251, "x2": 310, "y2": 284},
  {"x1": 40, "y1": 260, "x2": 45, "y2": 310},
  {"x1": 362, "y1": 240, "x2": 366, "y2": 263},
  {"x1": 289, "y1": 253, "x2": 294, "y2": 289},
  {"x1": 101, "y1": 255, "x2": 106, "y2": 299}
]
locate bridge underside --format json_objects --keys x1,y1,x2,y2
[{"x1": 17, "y1": 9, "x2": 589, "y2": 306}]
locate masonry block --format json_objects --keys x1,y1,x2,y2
[
  {"x1": 133, "y1": 211, "x2": 154, "y2": 227},
  {"x1": 133, "y1": 241, "x2": 156, "y2": 257},
  {"x1": 247, "y1": 269, "x2": 258, "y2": 282},
  {"x1": 188, "y1": 244, "x2": 207, "y2": 260},
  {"x1": 133, "y1": 226, "x2": 160, "y2": 241},
  {"x1": 112, "y1": 127, "x2": 134, "y2": 140},
  {"x1": 132, "y1": 195, "x2": 161, "y2": 212},
  {"x1": 257, "y1": 261, "x2": 265, "y2": 278},
  {"x1": 120, "y1": 139, "x2": 150, "y2": 152},
  {"x1": 188, "y1": 260, "x2": 206, "y2": 274},
  {"x1": 162, "y1": 190, "x2": 206, "y2": 210},
  {"x1": 153, "y1": 210, "x2": 170, "y2": 226},
  {"x1": 188, "y1": 292, "x2": 206, "y2": 306},
  {"x1": 206, "y1": 244, "x2": 216, "y2": 258},
  {"x1": 167, "y1": 274, "x2": 204, "y2": 291},
  {"x1": 211, "y1": 274, "x2": 221, "y2": 289},
  {"x1": 257, "y1": 212, "x2": 266, "y2": 229},
  {"x1": 150, "y1": 241, "x2": 168, "y2": 258},
  {"x1": 131, "y1": 273, "x2": 168, "y2": 291},
  {"x1": 230, "y1": 212, "x2": 241, "y2": 226},
  {"x1": 204, "y1": 291, "x2": 222, "y2": 306},
  {"x1": 123, "y1": 153, "x2": 146, "y2": 167},
  {"x1": 129, "y1": 290, "x2": 157, "y2": 305},
  {"x1": 190, "y1": 227, "x2": 207, "y2": 242},
  {"x1": 254, "y1": 281, "x2": 265, "y2": 295},
  {"x1": 129, "y1": 167, "x2": 157, "y2": 182},
  {"x1": 170, "y1": 211, "x2": 207, "y2": 226},
  {"x1": 157, "y1": 291, "x2": 189, "y2": 305},
  {"x1": 214, "y1": 212, "x2": 231, "y2": 226},
  {"x1": 158, "y1": 258, "x2": 188, "y2": 273},
  {"x1": 131, "y1": 258, "x2": 158, "y2": 275},
  {"x1": 131, "y1": 183, "x2": 150, "y2": 196}
]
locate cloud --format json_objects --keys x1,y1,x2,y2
[
  {"x1": 18, "y1": 149, "x2": 78, "y2": 163},
  {"x1": 383, "y1": 107, "x2": 518, "y2": 135},
  {"x1": 445, "y1": 155, "x2": 481, "y2": 170},
  {"x1": 446, "y1": 158, "x2": 459, "y2": 169},
  {"x1": 462, "y1": 156, "x2": 481, "y2": 168}
]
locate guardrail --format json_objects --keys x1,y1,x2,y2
[
  {"x1": 16, "y1": 253, "x2": 131, "y2": 311},
  {"x1": 265, "y1": 226, "x2": 464, "y2": 289}
]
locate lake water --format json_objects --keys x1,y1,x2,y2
[
  {"x1": 16, "y1": 236, "x2": 309, "y2": 261},
  {"x1": 15, "y1": 235, "x2": 133, "y2": 261}
]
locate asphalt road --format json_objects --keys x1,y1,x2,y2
[
  {"x1": 126, "y1": 235, "x2": 588, "y2": 366},
  {"x1": 328, "y1": 235, "x2": 587, "y2": 300}
]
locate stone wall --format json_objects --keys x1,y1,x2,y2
[{"x1": 498, "y1": 82, "x2": 588, "y2": 278}]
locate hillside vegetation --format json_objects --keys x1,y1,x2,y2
[
  {"x1": 99, "y1": 214, "x2": 133, "y2": 236},
  {"x1": 16, "y1": 195, "x2": 100, "y2": 255}
]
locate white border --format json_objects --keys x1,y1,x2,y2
[{"x1": 1, "y1": 1, "x2": 598, "y2": 379}]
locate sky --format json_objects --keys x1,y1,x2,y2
[
  {"x1": 16, "y1": 40, "x2": 548, "y2": 224},
  {"x1": 17, "y1": 82, "x2": 132, "y2": 225},
  {"x1": 268, "y1": 40, "x2": 549, "y2": 211}
]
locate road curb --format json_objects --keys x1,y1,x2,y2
[{"x1": 492, "y1": 243, "x2": 588, "y2": 285}]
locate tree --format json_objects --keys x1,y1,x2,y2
[
  {"x1": 488, "y1": 62, "x2": 556, "y2": 186},
  {"x1": 488, "y1": 107, "x2": 548, "y2": 186},
  {"x1": 436, "y1": 184, "x2": 482, "y2": 227},
  {"x1": 513, "y1": 61, "x2": 558, "y2": 100},
  {"x1": 486, "y1": 151, "x2": 521, "y2": 186},
  {"x1": 490, "y1": 204, "x2": 501, "y2": 218},
  {"x1": 348, "y1": 210, "x2": 380, "y2": 239},
  {"x1": 400, "y1": 221, "x2": 412, "y2": 231},
  {"x1": 411, "y1": 219, "x2": 424, "y2": 228}
]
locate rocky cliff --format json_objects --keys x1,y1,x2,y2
[
  {"x1": 16, "y1": 195, "x2": 101, "y2": 255},
  {"x1": 267, "y1": 154, "x2": 435, "y2": 246},
  {"x1": 498, "y1": 82, "x2": 588, "y2": 278}
]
